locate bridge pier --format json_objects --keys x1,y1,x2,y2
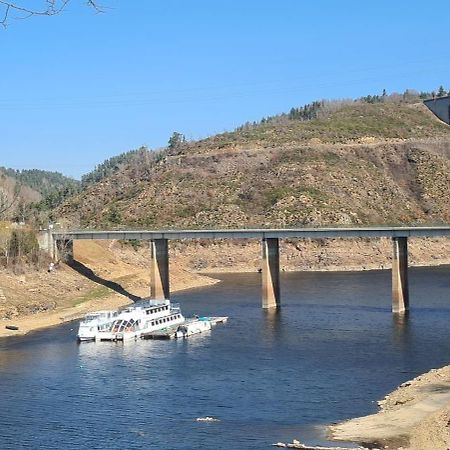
[
  {"x1": 392, "y1": 237, "x2": 409, "y2": 314},
  {"x1": 261, "y1": 238, "x2": 280, "y2": 309},
  {"x1": 150, "y1": 239, "x2": 170, "y2": 300}
]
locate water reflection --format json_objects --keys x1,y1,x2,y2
[
  {"x1": 392, "y1": 311, "x2": 410, "y2": 346},
  {"x1": 262, "y1": 308, "x2": 282, "y2": 338}
]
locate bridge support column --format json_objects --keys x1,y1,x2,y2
[
  {"x1": 48, "y1": 229, "x2": 55, "y2": 261},
  {"x1": 150, "y1": 239, "x2": 170, "y2": 300},
  {"x1": 55, "y1": 239, "x2": 74, "y2": 264},
  {"x1": 261, "y1": 238, "x2": 280, "y2": 309},
  {"x1": 392, "y1": 237, "x2": 409, "y2": 314}
]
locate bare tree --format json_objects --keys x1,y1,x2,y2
[
  {"x1": 0, "y1": 1, "x2": 102, "y2": 27},
  {"x1": 0, "y1": 184, "x2": 20, "y2": 219}
]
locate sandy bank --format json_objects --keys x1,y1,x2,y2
[
  {"x1": 329, "y1": 365, "x2": 450, "y2": 449},
  {"x1": 1, "y1": 240, "x2": 219, "y2": 339}
]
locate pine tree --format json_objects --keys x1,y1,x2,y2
[{"x1": 168, "y1": 132, "x2": 186, "y2": 151}]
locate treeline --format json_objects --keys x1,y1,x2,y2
[
  {"x1": 81, "y1": 147, "x2": 151, "y2": 187},
  {"x1": 0, "y1": 168, "x2": 82, "y2": 223},
  {"x1": 236, "y1": 86, "x2": 450, "y2": 131},
  {"x1": 0, "y1": 168, "x2": 80, "y2": 198}
]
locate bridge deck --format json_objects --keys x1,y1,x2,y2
[{"x1": 53, "y1": 226, "x2": 450, "y2": 241}]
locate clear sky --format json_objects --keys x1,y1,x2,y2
[{"x1": 1, "y1": 0, "x2": 450, "y2": 178}]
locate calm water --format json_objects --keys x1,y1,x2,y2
[{"x1": 1, "y1": 267, "x2": 450, "y2": 449}]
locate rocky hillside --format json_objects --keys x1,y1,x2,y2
[{"x1": 58, "y1": 102, "x2": 450, "y2": 228}]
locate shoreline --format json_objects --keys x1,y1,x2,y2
[
  {"x1": 0, "y1": 270, "x2": 220, "y2": 340},
  {"x1": 2, "y1": 260, "x2": 450, "y2": 340},
  {"x1": 327, "y1": 365, "x2": 450, "y2": 450},
  {"x1": 197, "y1": 260, "x2": 450, "y2": 274}
]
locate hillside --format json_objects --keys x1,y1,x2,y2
[
  {"x1": 0, "y1": 168, "x2": 79, "y2": 198},
  {"x1": 4, "y1": 97, "x2": 450, "y2": 329},
  {"x1": 58, "y1": 101, "x2": 450, "y2": 228},
  {"x1": 0, "y1": 167, "x2": 79, "y2": 221},
  {"x1": 0, "y1": 171, "x2": 41, "y2": 220}
]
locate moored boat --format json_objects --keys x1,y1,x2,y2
[
  {"x1": 77, "y1": 310, "x2": 119, "y2": 341},
  {"x1": 97, "y1": 299, "x2": 185, "y2": 341},
  {"x1": 174, "y1": 317, "x2": 212, "y2": 338}
]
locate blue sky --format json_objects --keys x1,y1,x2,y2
[{"x1": 1, "y1": 0, "x2": 450, "y2": 178}]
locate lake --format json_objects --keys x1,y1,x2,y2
[{"x1": 1, "y1": 266, "x2": 450, "y2": 449}]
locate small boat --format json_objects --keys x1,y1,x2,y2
[
  {"x1": 175, "y1": 317, "x2": 212, "y2": 338},
  {"x1": 209, "y1": 316, "x2": 228, "y2": 325},
  {"x1": 5, "y1": 325, "x2": 19, "y2": 331},
  {"x1": 144, "y1": 316, "x2": 229, "y2": 340},
  {"x1": 77, "y1": 310, "x2": 119, "y2": 341}
]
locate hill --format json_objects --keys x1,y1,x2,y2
[
  {"x1": 58, "y1": 101, "x2": 450, "y2": 228},
  {"x1": 0, "y1": 171, "x2": 41, "y2": 221},
  {"x1": 0, "y1": 168, "x2": 80, "y2": 221},
  {"x1": 4, "y1": 93, "x2": 450, "y2": 329}
]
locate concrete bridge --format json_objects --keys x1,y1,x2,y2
[{"x1": 43, "y1": 226, "x2": 450, "y2": 314}]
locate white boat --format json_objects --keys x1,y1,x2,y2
[
  {"x1": 77, "y1": 310, "x2": 119, "y2": 341},
  {"x1": 175, "y1": 317, "x2": 212, "y2": 338},
  {"x1": 97, "y1": 299, "x2": 185, "y2": 341}
]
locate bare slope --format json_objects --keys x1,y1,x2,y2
[{"x1": 59, "y1": 103, "x2": 450, "y2": 228}]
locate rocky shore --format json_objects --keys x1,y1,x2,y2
[{"x1": 329, "y1": 365, "x2": 450, "y2": 449}]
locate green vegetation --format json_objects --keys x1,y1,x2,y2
[
  {"x1": 236, "y1": 87, "x2": 450, "y2": 138},
  {"x1": 0, "y1": 167, "x2": 81, "y2": 221},
  {"x1": 0, "y1": 168, "x2": 79, "y2": 198},
  {"x1": 81, "y1": 146, "x2": 151, "y2": 186},
  {"x1": 167, "y1": 131, "x2": 187, "y2": 154},
  {"x1": 0, "y1": 226, "x2": 46, "y2": 271}
]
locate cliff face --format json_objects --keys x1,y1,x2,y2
[{"x1": 58, "y1": 103, "x2": 450, "y2": 229}]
